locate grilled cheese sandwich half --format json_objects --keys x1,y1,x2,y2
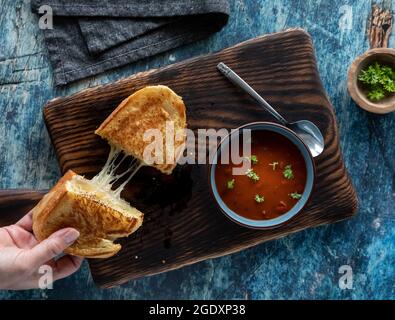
[
  {"x1": 32, "y1": 171, "x2": 143, "y2": 259},
  {"x1": 32, "y1": 85, "x2": 186, "y2": 259},
  {"x1": 95, "y1": 85, "x2": 187, "y2": 175}
]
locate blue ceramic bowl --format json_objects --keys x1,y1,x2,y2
[{"x1": 209, "y1": 122, "x2": 316, "y2": 229}]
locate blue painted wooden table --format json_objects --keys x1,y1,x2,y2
[{"x1": 0, "y1": 0, "x2": 394, "y2": 300}]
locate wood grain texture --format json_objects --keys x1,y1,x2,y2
[
  {"x1": 368, "y1": 5, "x2": 393, "y2": 48},
  {"x1": 0, "y1": 190, "x2": 47, "y2": 227},
  {"x1": 41, "y1": 29, "x2": 358, "y2": 288}
]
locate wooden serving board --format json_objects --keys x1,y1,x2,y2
[{"x1": 18, "y1": 29, "x2": 361, "y2": 287}]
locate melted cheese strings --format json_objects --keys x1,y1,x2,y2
[{"x1": 91, "y1": 144, "x2": 143, "y2": 198}]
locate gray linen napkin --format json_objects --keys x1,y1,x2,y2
[{"x1": 31, "y1": 0, "x2": 230, "y2": 86}]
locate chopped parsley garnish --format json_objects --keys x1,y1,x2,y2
[
  {"x1": 269, "y1": 162, "x2": 279, "y2": 171},
  {"x1": 250, "y1": 155, "x2": 258, "y2": 165},
  {"x1": 244, "y1": 155, "x2": 258, "y2": 165},
  {"x1": 283, "y1": 165, "x2": 294, "y2": 180},
  {"x1": 255, "y1": 194, "x2": 265, "y2": 203},
  {"x1": 290, "y1": 192, "x2": 302, "y2": 200},
  {"x1": 227, "y1": 179, "x2": 235, "y2": 190},
  {"x1": 367, "y1": 87, "x2": 386, "y2": 101},
  {"x1": 246, "y1": 169, "x2": 260, "y2": 182},
  {"x1": 358, "y1": 62, "x2": 395, "y2": 101}
]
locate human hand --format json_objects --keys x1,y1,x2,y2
[{"x1": 0, "y1": 211, "x2": 83, "y2": 290}]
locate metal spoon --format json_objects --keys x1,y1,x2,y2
[{"x1": 217, "y1": 62, "x2": 325, "y2": 157}]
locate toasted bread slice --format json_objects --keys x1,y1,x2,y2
[
  {"x1": 95, "y1": 85, "x2": 187, "y2": 175},
  {"x1": 32, "y1": 171, "x2": 143, "y2": 259}
]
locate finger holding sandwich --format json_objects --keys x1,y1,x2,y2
[{"x1": 0, "y1": 210, "x2": 83, "y2": 290}]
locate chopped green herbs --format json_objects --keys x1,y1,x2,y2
[
  {"x1": 246, "y1": 169, "x2": 260, "y2": 182},
  {"x1": 244, "y1": 155, "x2": 258, "y2": 165},
  {"x1": 227, "y1": 179, "x2": 235, "y2": 189},
  {"x1": 250, "y1": 155, "x2": 258, "y2": 165},
  {"x1": 269, "y1": 162, "x2": 279, "y2": 171},
  {"x1": 358, "y1": 62, "x2": 395, "y2": 101},
  {"x1": 283, "y1": 165, "x2": 294, "y2": 180},
  {"x1": 255, "y1": 194, "x2": 265, "y2": 203},
  {"x1": 367, "y1": 87, "x2": 386, "y2": 101},
  {"x1": 290, "y1": 192, "x2": 302, "y2": 200}
]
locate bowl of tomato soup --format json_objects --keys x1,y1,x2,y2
[{"x1": 209, "y1": 122, "x2": 315, "y2": 229}]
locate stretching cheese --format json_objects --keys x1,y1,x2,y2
[{"x1": 91, "y1": 144, "x2": 143, "y2": 199}]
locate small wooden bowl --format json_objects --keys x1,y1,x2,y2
[{"x1": 348, "y1": 48, "x2": 395, "y2": 114}]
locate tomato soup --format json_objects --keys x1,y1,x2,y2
[{"x1": 215, "y1": 130, "x2": 307, "y2": 220}]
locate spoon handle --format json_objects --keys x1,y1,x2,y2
[{"x1": 217, "y1": 62, "x2": 288, "y2": 126}]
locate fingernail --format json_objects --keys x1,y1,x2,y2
[{"x1": 63, "y1": 229, "x2": 80, "y2": 245}]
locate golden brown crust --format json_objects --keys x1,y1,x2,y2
[
  {"x1": 32, "y1": 170, "x2": 143, "y2": 259},
  {"x1": 32, "y1": 171, "x2": 76, "y2": 242},
  {"x1": 95, "y1": 85, "x2": 187, "y2": 175}
]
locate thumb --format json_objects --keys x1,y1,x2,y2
[{"x1": 27, "y1": 228, "x2": 80, "y2": 269}]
